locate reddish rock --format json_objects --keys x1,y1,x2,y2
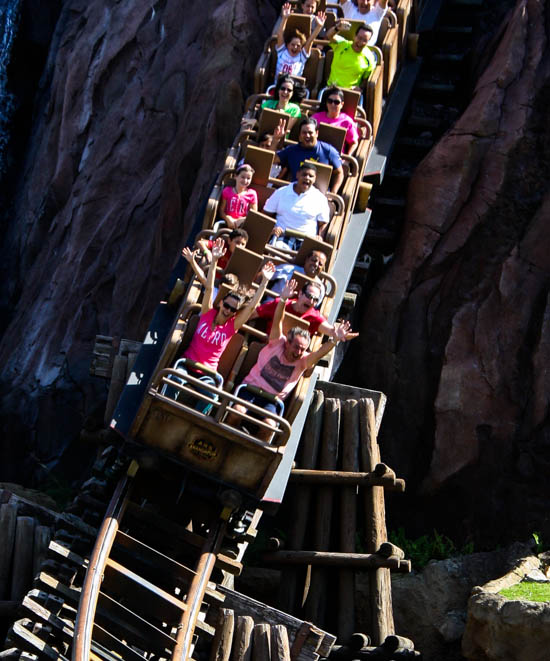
[
  {"x1": 0, "y1": 0, "x2": 276, "y2": 481},
  {"x1": 358, "y1": 0, "x2": 550, "y2": 541}
]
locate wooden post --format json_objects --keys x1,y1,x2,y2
[
  {"x1": 10, "y1": 516, "x2": 35, "y2": 601},
  {"x1": 33, "y1": 525, "x2": 52, "y2": 578},
  {"x1": 0, "y1": 503, "x2": 17, "y2": 599},
  {"x1": 232, "y1": 615, "x2": 254, "y2": 661},
  {"x1": 252, "y1": 623, "x2": 271, "y2": 661},
  {"x1": 338, "y1": 399, "x2": 359, "y2": 641},
  {"x1": 359, "y1": 398, "x2": 394, "y2": 645},
  {"x1": 270, "y1": 625, "x2": 291, "y2": 661},
  {"x1": 278, "y1": 389, "x2": 324, "y2": 614},
  {"x1": 303, "y1": 398, "x2": 340, "y2": 627},
  {"x1": 210, "y1": 608, "x2": 235, "y2": 661}
]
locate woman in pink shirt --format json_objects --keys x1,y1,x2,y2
[
  {"x1": 312, "y1": 87, "x2": 360, "y2": 155},
  {"x1": 182, "y1": 239, "x2": 275, "y2": 372}
]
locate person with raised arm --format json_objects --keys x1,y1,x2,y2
[
  {"x1": 274, "y1": 2, "x2": 326, "y2": 81},
  {"x1": 324, "y1": 21, "x2": 376, "y2": 89},
  {"x1": 339, "y1": 0, "x2": 388, "y2": 45},
  {"x1": 179, "y1": 238, "x2": 275, "y2": 371},
  {"x1": 226, "y1": 279, "x2": 357, "y2": 440},
  {"x1": 250, "y1": 278, "x2": 358, "y2": 341}
]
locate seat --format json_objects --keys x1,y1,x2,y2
[
  {"x1": 223, "y1": 246, "x2": 263, "y2": 287},
  {"x1": 317, "y1": 122, "x2": 347, "y2": 154},
  {"x1": 294, "y1": 236, "x2": 333, "y2": 270},
  {"x1": 379, "y1": 10, "x2": 399, "y2": 95},
  {"x1": 161, "y1": 357, "x2": 224, "y2": 415},
  {"x1": 303, "y1": 159, "x2": 333, "y2": 194},
  {"x1": 242, "y1": 145, "x2": 275, "y2": 187},
  {"x1": 241, "y1": 209, "x2": 276, "y2": 255}
]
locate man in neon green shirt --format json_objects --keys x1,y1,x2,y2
[{"x1": 326, "y1": 20, "x2": 376, "y2": 89}]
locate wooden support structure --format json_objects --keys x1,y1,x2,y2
[{"x1": 268, "y1": 384, "x2": 410, "y2": 648}]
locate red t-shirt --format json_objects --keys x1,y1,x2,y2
[{"x1": 255, "y1": 298, "x2": 326, "y2": 335}]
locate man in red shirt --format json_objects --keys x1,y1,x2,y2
[{"x1": 249, "y1": 280, "x2": 358, "y2": 341}]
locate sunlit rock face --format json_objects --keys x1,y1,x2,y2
[
  {"x1": 0, "y1": 0, "x2": 276, "y2": 482},
  {"x1": 358, "y1": 0, "x2": 550, "y2": 544}
]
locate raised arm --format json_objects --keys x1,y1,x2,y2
[
  {"x1": 276, "y1": 2, "x2": 292, "y2": 47},
  {"x1": 201, "y1": 238, "x2": 225, "y2": 314},
  {"x1": 234, "y1": 261, "x2": 276, "y2": 330},
  {"x1": 182, "y1": 247, "x2": 207, "y2": 287},
  {"x1": 325, "y1": 18, "x2": 351, "y2": 42},
  {"x1": 304, "y1": 321, "x2": 357, "y2": 370},
  {"x1": 317, "y1": 318, "x2": 359, "y2": 342},
  {"x1": 270, "y1": 278, "x2": 298, "y2": 342},
  {"x1": 304, "y1": 11, "x2": 326, "y2": 55}
]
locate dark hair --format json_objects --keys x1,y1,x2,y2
[
  {"x1": 287, "y1": 326, "x2": 311, "y2": 343},
  {"x1": 258, "y1": 132, "x2": 273, "y2": 147},
  {"x1": 222, "y1": 291, "x2": 245, "y2": 309},
  {"x1": 221, "y1": 272, "x2": 240, "y2": 288},
  {"x1": 297, "y1": 162, "x2": 317, "y2": 175},
  {"x1": 275, "y1": 74, "x2": 295, "y2": 96},
  {"x1": 299, "y1": 116, "x2": 318, "y2": 131},
  {"x1": 301, "y1": 281, "x2": 322, "y2": 297},
  {"x1": 297, "y1": 0, "x2": 317, "y2": 10},
  {"x1": 306, "y1": 249, "x2": 327, "y2": 264},
  {"x1": 284, "y1": 28, "x2": 307, "y2": 47},
  {"x1": 320, "y1": 86, "x2": 344, "y2": 114},
  {"x1": 356, "y1": 23, "x2": 374, "y2": 38},
  {"x1": 228, "y1": 228, "x2": 249, "y2": 242},
  {"x1": 235, "y1": 163, "x2": 255, "y2": 177}
]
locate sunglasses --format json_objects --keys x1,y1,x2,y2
[
  {"x1": 222, "y1": 300, "x2": 238, "y2": 313},
  {"x1": 327, "y1": 98, "x2": 342, "y2": 105},
  {"x1": 303, "y1": 291, "x2": 319, "y2": 302},
  {"x1": 280, "y1": 87, "x2": 293, "y2": 93}
]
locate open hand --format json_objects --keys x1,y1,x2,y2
[
  {"x1": 182, "y1": 246, "x2": 196, "y2": 262},
  {"x1": 282, "y1": 2, "x2": 292, "y2": 18},
  {"x1": 273, "y1": 118, "x2": 286, "y2": 142},
  {"x1": 212, "y1": 237, "x2": 227, "y2": 261},
  {"x1": 282, "y1": 278, "x2": 298, "y2": 301},
  {"x1": 315, "y1": 11, "x2": 326, "y2": 27},
  {"x1": 261, "y1": 261, "x2": 276, "y2": 281},
  {"x1": 334, "y1": 320, "x2": 358, "y2": 342}
]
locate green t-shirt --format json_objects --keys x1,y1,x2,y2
[
  {"x1": 327, "y1": 36, "x2": 376, "y2": 88},
  {"x1": 261, "y1": 99, "x2": 302, "y2": 118}
]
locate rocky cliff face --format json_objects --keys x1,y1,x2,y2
[
  {"x1": 0, "y1": 0, "x2": 276, "y2": 483},
  {"x1": 0, "y1": 0, "x2": 548, "y2": 547},
  {"x1": 358, "y1": 0, "x2": 550, "y2": 545}
]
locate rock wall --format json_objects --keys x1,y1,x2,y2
[
  {"x1": 354, "y1": 0, "x2": 550, "y2": 545},
  {"x1": 0, "y1": 0, "x2": 277, "y2": 483}
]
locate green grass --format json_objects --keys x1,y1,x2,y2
[{"x1": 499, "y1": 582, "x2": 550, "y2": 603}]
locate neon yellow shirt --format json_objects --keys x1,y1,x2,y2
[{"x1": 327, "y1": 36, "x2": 376, "y2": 88}]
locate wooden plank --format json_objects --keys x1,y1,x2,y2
[
  {"x1": 359, "y1": 398, "x2": 395, "y2": 645},
  {"x1": 217, "y1": 586, "x2": 336, "y2": 659},
  {"x1": 288, "y1": 470, "x2": 403, "y2": 490},
  {"x1": 338, "y1": 399, "x2": 359, "y2": 641},
  {"x1": 11, "y1": 619, "x2": 69, "y2": 660},
  {"x1": 10, "y1": 516, "x2": 35, "y2": 601},
  {"x1": 271, "y1": 625, "x2": 291, "y2": 661},
  {"x1": 209, "y1": 608, "x2": 234, "y2": 661},
  {"x1": 303, "y1": 398, "x2": 340, "y2": 628},
  {"x1": 0, "y1": 503, "x2": 17, "y2": 599},
  {"x1": 252, "y1": 624, "x2": 271, "y2": 661},
  {"x1": 232, "y1": 615, "x2": 254, "y2": 661},
  {"x1": 262, "y1": 551, "x2": 404, "y2": 570},
  {"x1": 33, "y1": 526, "x2": 52, "y2": 578},
  {"x1": 278, "y1": 389, "x2": 324, "y2": 614}
]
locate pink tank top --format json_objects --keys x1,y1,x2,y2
[{"x1": 183, "y1": 308, "x2": 236, "y2": 370}]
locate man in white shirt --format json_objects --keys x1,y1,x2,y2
[
  {"x1": 340, "y1": 0, "x2": 387, "y2": 44},
  {"x1": 264, "y1": 163, "x2": 330, "y2": 251}
]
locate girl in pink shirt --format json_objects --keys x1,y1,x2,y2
[
  {"x1": 219, "y1": 164, "x2": 258, "y2": 229},
  {"x1": 181, "y1": 239, "x2": 275, "y2": 371}
]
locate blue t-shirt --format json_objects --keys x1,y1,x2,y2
[{"x1": 277, "y1": 141, "x2": 342, "y2": 181}]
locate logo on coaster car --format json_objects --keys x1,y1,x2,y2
[{"x1": 188, "y1": 438, "x2": 218, "y2": 461}]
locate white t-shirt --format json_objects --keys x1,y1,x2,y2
[
  {"x1": 263, "y1": 183, "x2": 330, "y2": 236},
  {"x1": 341, "y1": 1, "x2": 386, "y2": 44},
  {"x1": 275, "y1": 44, "x2": 308, "y2": 79}
]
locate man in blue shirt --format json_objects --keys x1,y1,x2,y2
[{"x1": 273, "y1": 117, "x2": 344, "y2": 193}]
